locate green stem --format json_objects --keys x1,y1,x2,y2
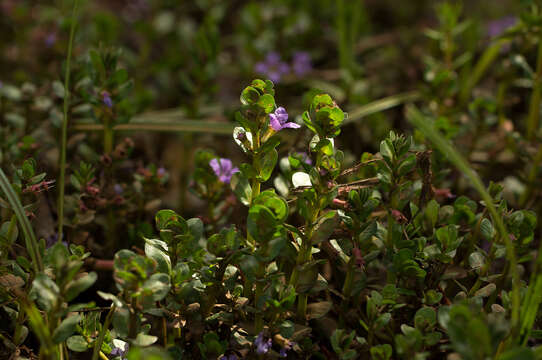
[
  {"x1": 527, "y1": 36, "x2": 542, "y2": 141},
  {"x1": 250, "y1": 132, "x2": 263, "y2": 331},
  {"x1": 57, "y1": 0, "x2": 80, "y2": 242},
  {"x1": 520, "y1": 144, "x2": 542, "y2": 207},
  {"x1": 91, "y1": 305, "x2": 116, "y2": 360},
  {"x1": 104, "y1": 118, "x2": 114, "y2": 154},
  {"x1": 104, "y1": 117, "x2": 116, "y2": 253}
]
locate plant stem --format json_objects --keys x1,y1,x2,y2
[
  {"x1": 250, "y1": 131, "x2": 263, "y2": 331},
  {"x1": 527, "y1": 35, "x2": 542, "y2": 140},
  {"x1": 520, "y1": 144, "x2": 542, "y2": 207},
  {"x1": 104, "y1": 116, "x2": 116, "y2": 253},
  {"x1": 91, "y1": 305, "x2": 116, "y2": 360},
  {"x1": 57, "y1": 0, "x2": 80, "y2": 242}
]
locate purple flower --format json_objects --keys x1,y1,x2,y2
[
  {"x1": 292, "y1": 51, "x2": 312, "y2": 76},
  {"x1": 209, "y1": 158, "x2": 239, "y2": 184},
  {"x1": 255, "y1": 52, "x2": 290, "y2": 83},
  {"x1": 44, "y1": 33, "x2": 57, "y2": 48},
  {"x1": 45, "y1": 233, "x2": 67, "y2": 249},
  {"x1": 110, "y1": 343, "x2": 129, "y2": 359},
  {"x1": 255, "y1": 332, "x2": 272, "y2": 355},
  {"x1": 114, "y1": 184, "x2": 123, "y2": 195},
  {"x1": 297, "y1": 152, "x2": 312, "y2": 165},
  {"x1": 157, "y1": 167, "x2": 166, "y2": 177},
  {"x1": 487, "y1": 16, "x2": 517, "y2": 37},
  {"x1": 219, "y1": 355, "x2": 238, "y2": 360},
  {"x1": 102, "y1": 91, "x2": 113, "y2": 108},
  {"x1": 270, "y1": 107, "x2": 300, "y2": 131}
]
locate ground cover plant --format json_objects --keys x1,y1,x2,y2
[{"x1": 4, "y1": 0, "x2": 542, "y2": 359}]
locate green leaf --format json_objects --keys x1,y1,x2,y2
[
  {"x1": 143, "y1": 273, "x2": 171, "y2": 302},
  {"x1": 496, "y1": 347, "x2": 534, "y2": 360},
  {"x1": 256, "y1": 148, "x2": 278, "y2": 182},
  {"x1": 127, "y1": 346, "x2": 172, "y2": 360},
  {"x1": 252, "y1": 190, "x2": 288, "y2": 222},
  {"x1": 480, "y1": 218, "x2": 496, "y2": 241},
  {"x1": 132, "y1": 333, "x2": 158, "y2": 347},
  {"x1": 379, "y1": 139, "x2": 394, "y2": 164},
  {"x1": 65, "y1": 272, "x2": 97, "y2": 301},
  {"x1": 230, "y1": 172, "x2": 252, "y2": 206},
  {"x1": 52, "y1": 314, "x2": 82, "y2": 343},
  {"x1": 397, "y1": 154, "x2": 417, "y2": 176},
  {"x1": 370, "y1": 344, "x2": 392, "y2": 360},
  {"x1": 307, "y1": 301, "x2": 333, "y2": 319},
  {"x1": 247, "y1": 205, "x2": 277, "y2": 242},
  {"x1": 414, "y1": 307, "x2": 437, "y2": 331},
  {"x1": 144, "y1": 239, "x2": 171, "y2": 273},
  {"x1": 67, "y1": 335, "x2": 88, "y2": 352},
  {"x1": 258, "y1": 94, "x2": 276, "y2": 113},
  {"x1": 312, "y1": 211, "x2": 339, "y2": 244},
  {"x1": 30, "y1": 273, "x2": 59, "y2": 311}
]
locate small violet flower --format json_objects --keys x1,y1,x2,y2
[
  {"x1": 270, "y1": 107, "x2": 300, "y2": 131},
  {"x1": 219, "y1": 355, "x2": 238, "y2": 360},
  {"x1": 255, "y1": 52, "x2": 290, "y2": 83},
  {"x1": 292, "y1": 51, "x2": 312, "y2": 76},
  {"x1": 279, "y1": 340, "x2": 296, "y2": 358},
  {"x1": 110, "y1": 343, "x2": 129, "y2": 360},
  {"x1": 113, "y1": 184, "x2": 124, "y2": 195},
  {"x1": 44, "y1": 32, "x2": 57, "y2": 48},
  {"x1": 296, "y1": 152, "x2": 312, "y2": 165},
  {"x1": 102, "y1": 91, "x2": 113, "y2": 108},
  {"x1": 487, "y1": 16, "x2": 517, "y2": 38},
  {"x1": 210, "y1": 158, "x2": 239, "y2": 184},
  {"x1": 255, "y1": 332, "x2": 272, "y2": 355}
]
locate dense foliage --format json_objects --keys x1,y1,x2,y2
[{"x1": 4, "y1": 1, "x2": 542, "y2": 359}]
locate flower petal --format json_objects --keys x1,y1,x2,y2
[
  {"x1": 282, "y1": 121, "x2": 301, "y2": 129},
  {"x1": 270, "y1": 114, "x2": 283, "y2": 131},
  {"x1": 209, "y1": 159, "x2": 221, "y2": 176}
]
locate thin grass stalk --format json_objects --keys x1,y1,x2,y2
[
  {"x1": 527, "y1": 37, "x2": 542, "y2": 141},
  {"x1": 345, "y1": 91, "x2": 420, "y2": 124},
  {"x1": 57, "y1": 0, "x2": 80, "y2": 242},
  {"x1": 0, "y1": 169, "x2": 42, "y2": 273},
  {"x1": 407, "y1": 106, "x2": 521, "y2": 338},
  {"x1": 91, "y1": 305, "x2": 116, "y2": 360},
  {"x1": 459, "y1": 40, "x2": 505, "y2": 105}
]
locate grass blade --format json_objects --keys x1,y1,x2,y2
[
  {"x1": 72, "y1": 118, "x2": 235, "y2": 135},
  {"x1": 0, "y1": 169, "x2": 42, "y2": 273},
  {"x1": 459, "y1": 40, "x2": 506, "y2": 104},
  {"x1": 57, "y1": 0, "x2": 80, "y2": 241},
  {"x1": 345, "y1": 91, "x2": 420, "y2": 124}
]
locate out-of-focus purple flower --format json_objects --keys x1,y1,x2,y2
[
  {"x1": 219, "y1": 355, "x2": 238, "y2": 360},
  {"x1": 487, "y1": 16, "x2": 517, "y2": 38},
  {"x1": 110, "y1": 343, "x2": 129, "y2": 359},
  {"x1": 44, "y1": 33, "x2": 57, "y2": 48},
  {"x1": 102, "y1": 91, "x2": 113, "y2": 108},
  {"x1": 46, "y1": 233, "x2": 67, "y2": 249},
  {"x1": 255, "y1": 332, "x2": 272, "y2": 355},
  {"x1": 209, "y1": 158, "x2": 239, "y2": 184},
  {"x1": 292, "y1": 51, "x2": 312, "y2": 76},
  {"x1": 270, "y1": 107, "x2": 300, "y2": 131},
  {"x1": 297, "y1": 152, "x2": 312, "y2": 165},
  {"x1": 157, "y1": 167, "x2": 166, "y2": 177},
  {"x1": 255, "y1": 52, "x2": 290, "y2": 83},
  {"x1": 114, "y1": 184, "x2": 123, "y2": 195}
]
